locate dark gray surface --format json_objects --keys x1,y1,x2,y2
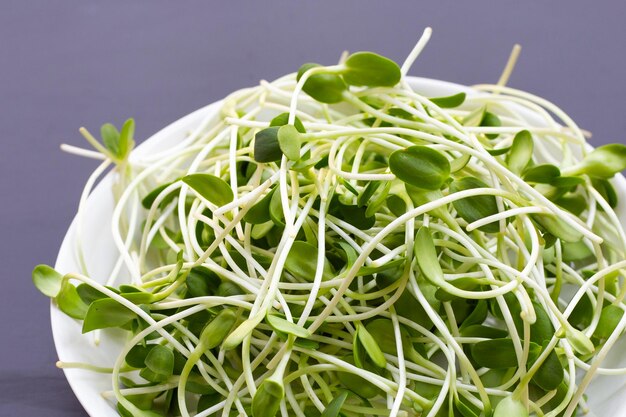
[{"x1": 1, "y1": 1, "x2": 625, "y2": 415}]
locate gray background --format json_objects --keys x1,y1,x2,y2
[{"x1": 1, "y1": 1, "x2": 625, "y2": 415}]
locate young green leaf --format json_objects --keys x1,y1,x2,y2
[
  {"x1": 414, "y1": 227, "x2": 446, "y2": 287},
  {"x1": 182, "y1": 174, "x2": 234, "y2": 207},
  {"x1": 100, "y1": 123, "x2": 120, "y2": 156},
  {"x1": 297, "y1": 63, "x2": 347, "y2": 104},
  {"x1": 76, "y1": 283, "x2": 108, "y2": 304},
  {"x1": 143, "y1": 345, "x2": 174, "y2": 381},
  {"x1": 357, "y1": 181, "x2": 381, "y2": 207},
  {"x1": 277, "y1": 125, "x2": 302, "y2": 161},
  {"x1": 462, "y1": 105, "x2": 486, "y2": 127},
  {"x1": 269, "y1": 113, "x2": 306, "y2": 133},
  {"x1": 450, "y1": 177, "x2": 501, "y2": 233},
  {"x1": 459, "y1": 325, "x2": 508, "y2": 339},
  {"x1": 523, "y1": 164, "x2": 561, "y2": 183},
  {"x1": 565, "y1": 327, "x2": 595, "y2": 356},
  {"x1": 197, "y1": 393, "x2": 222, "y2": 414},
  {"x1": 455, "y1": 395, "x2": 481, "y2": 417},
  {"x1": 573, "y1": 144, "x2": 626, "y2": 178},
  {"x1": 594, "y1": 305, "x2": 624, "y2": 340},
  {"x1": 506, "y1": 130, "x2": 534, "y2": 175},
  {"x1": 592, "y1": 178, "x2": 618, "y2": 208},
  {"x1": 125, "y1": 344, "x2": 152, "y2": 368},
  {"x1": 266, "y1": 314, "x2": 311, "y2": 339},
  {"x1": 450, "y1": 153, "x2": 471, "y2": 173},
  {"x1": 336, "y1": 203, "x2": 376, "y2": 230},
  {"x1": 244, "y1": 187, "x2": 276, "y2": 225},
  {"x1": 254, "y1": 127, "x2": 282, "y2": 163},
  {"x1": 56, "y1": 280, "x2": 88, "y2": 320},
  {"x1": 141, "y1": 182, "x2": 176, "y2": 209},
  {"x1": 32, "y1": 264, "x2": 63, "y2": 298},
  {"x1": 471, "y1": 339, "x2": 540, "y2": 368},
  {"x1": 320, "y1": 391, "x2": 349, "y2": 417},
  {"x1": 460, "y1": 300, "x2": 488, "y2": 328},
  {"x1": 550, "y1": 176, "x2": 584, "y2": 189},
  {"x1": 487, "y1": 146, "x2": 511, "y2": 156},
  {"x1": 185, "y1": 267, "x2": 220, "y2": 298},
  {"x1": 389, "y1": 146, "x2": 451, "y2": 190},
  {"x1": 357, "y1": 258, "x2": 405, "y2": 276},
  {"x1": 118, "y1": 118, "x2": 136, "y2": 159},
  {"x1": 429, "y1": 92, "x2": 466, "y2": 108},
  {"x1": 82, "y1": 298, "x2": 136, "y2": 333},
  {"x1": 356, "y1": 324, "x2": 387, "y2": 368},
  {"x1": 532, "y1": 347, "x2": 563, "y2": 391},
  {"x1": 200, "y1": 308, "x2": 237, "y2": 349},
  {"x1": 480, "y1": 111, "x2": 501, "y2": 139},
  {"x1": 252, "y1": 379, "x2": 284, "y2": 417},
  {"x1": 494, "y1": 397, "x2": 528, "y2": 417},
  {"x1": 336, "y1": 356, "x2": 379, "y2": 398},
  {"x1": 342, "y1": 52, "x2": 401, "y2": 87},
  {"x1": 531, "y1": 214, "x2": 583, "y2": 243},
  {"x1": 284, "y1": 241, "x2": 334, "y2": 282}
]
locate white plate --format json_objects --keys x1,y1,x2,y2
[{"x1": 52, "y1": 77, "x2": 626, "y2": 417}]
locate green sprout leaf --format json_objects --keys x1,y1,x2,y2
[
  {"x1": 118, "y1": 118, "x2": 136, "y2": 159},
  {"x1": 336, "y1": 356, "x2": 379, "y2": 399},
  {"x1": 343, "y1": 52, "x2": 401, "y2": 87},
  {"x1": 389, "y1": 146, "x2": 451, "y2": 190},
  {"x1": 429, "y1": 92, "x2": 466, "y2": 108},
  {"x1": 450, "y1": 177, "x2": 501, "y2": 233},
  {"x1": 532, "y1": 347, "x2": 563, "y2": 391},
  {"x1": 56, "y1": 280, "x2": 88, "y2": 320},
  {"x1": 266, "y1": 314, "x2": 311, "y2": 339},
  {"x1": 200, "y1": 308, "x2": 237, "y2": 349},
  {"x1": 32, "y1": 264, "x2": 63, "y2": 298},
  {"x1": 76, "y1": 283, "x2": 108, "y2": 304},
  {"x1": 574, "y1": 144, "x2": 626, "y2": 178},
  {"x1": 531, "y1": 214, "x2": 583, "y2": 243},
  {"x1": 141, "y1": 181, "x2": 176, "y2": 209},
  {"x1": 494, "y1": 397, "x2": 528, "y2": 417},
  {"x1": 523, "y1": 164, "x2": 561, "y2": 183},
  {"x1": 297, "y1": 63, "x2": 347, "y2": 104},
  {"x1": 244, "y1": 187, "x2": 276, "y2": 225},
  {"x1": 592, "y1": 178, "x2": 618, "y2": 208},
  {"x1": 269, "y1": 113, "x2": 306, "y2": 133},
  {"x1": 82, "y1": 298, "x2": 136, "y2": 333},
  {"x1": 594, "y1": 305, "x2": 624, "y2": 340},
  {"x1": 182, "y1": 173, "x2": 234, "y2": 207},
  {"x1": 471, "y1": 339, "x2": 540, "y2": 369},
  {"x1": 506, "y1": 130, "x2": 534, "y2": 175},
  {"x1": 143, "y1": 345, "x2": 174, "y2": 382},
  {"x1": 277, "y1": 125, "x2": 302, "y2": 161},
  {"x1": 284, "y1": 241, "x2": 334, "y2": 282},
  {"x1": 414, "y1": 227, "x2": 446, "y2": 287},
  {"x1": 101, "y1": 123, "x2": 120, "y2": 156},
  {"x1": 252, "y1": 379, "x2": 284, "y2": 417},
  {"x1": 480, "y1": 111, "x2": 501, "y2": 139},
  {"x1": 125, "y1": 344, "x2": 152, "y2": 368},
  {"x1": 356, "y1": 324, "x2": 387, "y2": 368},
  {"x1": 565, "y1": 327, "x2": 595, "y2": 356},
  {"x1": 254, "y1": 127, "x2": 282, "y2": 163},
  {"x1": 100, "y1": 119, "x2": 135, "y2": 160},
  {"x1": 321, "y1": 391, "x2": 349, "y2": 417}
]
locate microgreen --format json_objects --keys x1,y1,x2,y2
[
  {"x1": 37, "y1": 34, "x2": 626, "y2": 417},
  {"x1": 342, "y1": 51, "x2": 401, "y2": 87},
  {"x1": 429, "y1": 92, "x2": 466, "y2": 108},
  {"x1": 506, "y1": 130, "x2": 533, "y2": 175},
  {"x1": 297, "y1": 63, "x2": 347, "y2": 104},
  {"x1": 389, "y1": 146, "x2": 451, "y2": 190},
  {"x1": 182, "y1": 174, "x2": 233, "y2": 206}
]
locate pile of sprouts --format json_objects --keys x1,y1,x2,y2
[{"x1": 34, "y1": 28, "x2": 626, "y2": 417}]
